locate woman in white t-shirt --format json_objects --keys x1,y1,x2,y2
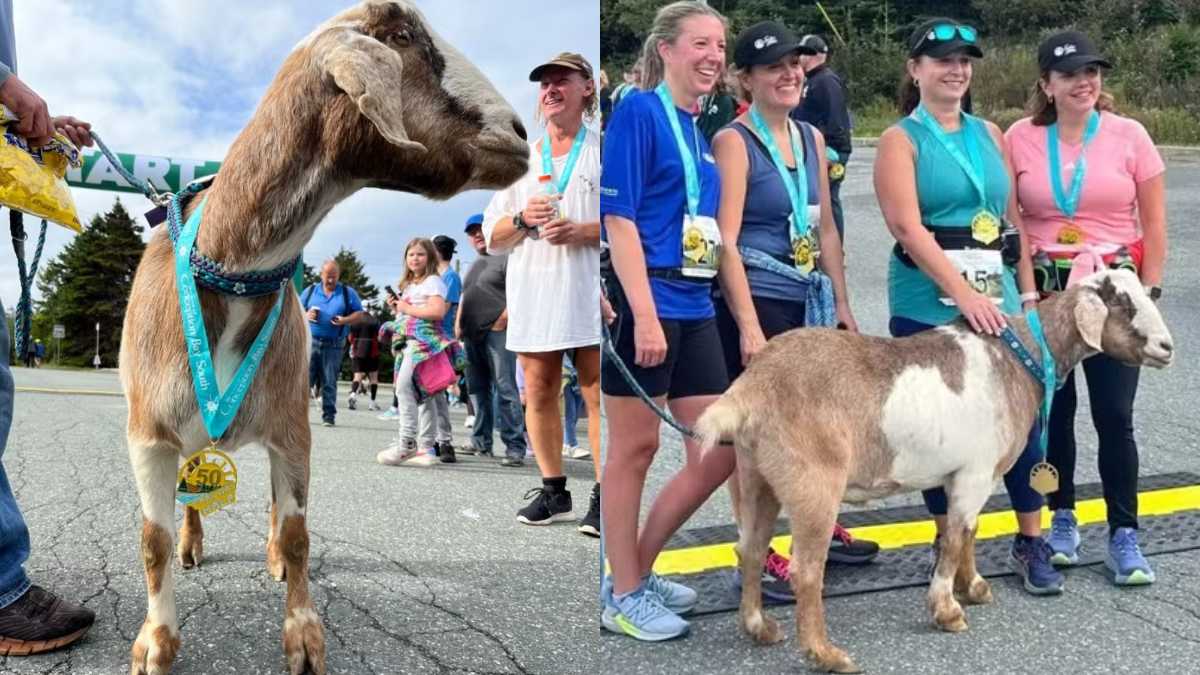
[
  {"x1": 483, "y1": 53, "x2": 602, "y2": 534},
  {"x1": 376, "y1": 238, "x2": 459, "y2": 467}
]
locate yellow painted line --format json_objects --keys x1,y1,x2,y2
[
  {"x1": 650, "y1": 484, "x2": 1200, "y2": 577},
  {"x1": 15, "y1": 386, "x2": 124, "y2": 397}
]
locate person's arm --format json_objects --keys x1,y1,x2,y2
[
  {"x1": 874, "y1": 126, "x2": 1006, "y2": 334},
  {"x1": 1137, "y1": 174, "x2": 1166, "y2": 288},
  {"x1": 606, "y1": 214, "x2": 667, "y2": 366},
  {"x1": 394, "y1": 295, "x2": 447, "y2": 321},
  {"x1": 492, "y1": 308, "x2": 509, "y2": 332},
  {"x1": 811, "y1": 129, "x2": 855, "y2": 331},
  {"x1": 542, "y1": 218, "x2": 601, "y2": 246},
  {"x1": 814, "y1": 76, "x2": 852, "y2": 156},
  {"x1": 0, "y1": 73, "x2": 51, "y2": 146},
  {"x1": 712, "y1": 125, "x2": 766, "y2": 366},
  {"x1": 988, "y1": 122, "x2": 1036, "y2": 310}
]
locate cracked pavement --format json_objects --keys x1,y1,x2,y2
[{"x1": 3, "y1": 369, "x2": 600, "y2": 674}]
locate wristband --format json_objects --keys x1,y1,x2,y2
[{"x1": 1019, "y1": 292, "x2": 1039, "y2": 303}]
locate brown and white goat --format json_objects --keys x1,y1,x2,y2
[
  {"x1": 695, "y1": 269, "x2": 1174, "y2": 673},
  {"x1": 118, "y1": 3, "x2": 529, "y2": 673}
]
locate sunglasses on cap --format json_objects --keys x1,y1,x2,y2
[{"x1": 913, "y1": 23, "x2": 978, "y2": 51}]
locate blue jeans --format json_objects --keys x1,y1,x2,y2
[
  {"x1": 0, "y1": 299, "x2": 32, "y2": 608},
  {"x1": 563, "y1": 381, "x2": 583, "y2": 447},
  {"x1": 311, "y1": 338, "x2": 345, "y2": 423},
  {"x1": 465, "y1": 329, "x2": 526, "y2": 459},
  {"x1": 889, "y1": 316, "x2": 1045, "y2": 515}
]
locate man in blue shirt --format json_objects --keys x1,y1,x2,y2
[
  {"x1": 0, "y1": 0, "x2": 97, "y2": 652},
  {"x1": 301, "y1": 260, "x2": 367, "y2": 426}
]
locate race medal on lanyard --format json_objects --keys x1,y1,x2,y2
[
  {"x1": 656, "y1": 83, "x2": 720, "y2": 279},
  {"x1": 912, "y1": 104, "x2": 999, "y2": 245},
  {"x1": 173, "y1": 196, "x2": 288, "y2": 515},
  {"x1": 540, "y1": 124, "x2": 588, "y2": 219},
  {"x1": 1048, "y1": 110, "x2": 1100, "y2": 245},
  {"x1": 749, "y1": 106, "x2": 816, "y2": 275}
]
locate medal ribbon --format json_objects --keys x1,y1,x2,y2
[
  {"x1": 654, "y1": 82, "x2": 702, "y2": 219},
  {"x1": 1047, "y1": 110, "x2": 1101, "y2": 221},
  {"x1": 911, "y1": 103, "x2": 989, "y2": 209},
  {"x1": 749, "y1": 105, "x2": 810, "y2": 240},
  {"x1": 540, "y1": 123, "x2": 588, "y2": 194},
  {"x1": 175, "y1": 197, "x2": 288, "y2": 442}
]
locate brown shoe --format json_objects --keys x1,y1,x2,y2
[{"x1": 0, "y1": 585, "x2": 95, "y2": 656}]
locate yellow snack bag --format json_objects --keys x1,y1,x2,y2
[{"x1": 0, "y1": 106, "x2": 83, "y2": 232}]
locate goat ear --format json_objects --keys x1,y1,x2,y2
[
  {"x1": 324, "y1": 34, "x2": 427, "y2": 153},
  {"x1": 1073, "y1": 288, "x2": 1108, "y2": 352}
]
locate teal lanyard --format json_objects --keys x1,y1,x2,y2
[
  {"x1": 911, "y1": 103, "x2": 988, "y2": 209},
  {"x1": 1026, "y1": 310, "x2": 1057, "y2": 456},
  {"x1": 749, "y1": 105, "x2": 810, "y2": 239},
  {"x1": 654, "y1": 82, "x2": 701, "y2": 219},
  {"x1": 1047, "y1": 110, "x2": 1100, "y2": 220},
  {"x1": 540, "y1": 124, "x2": 588, "y2": 194},
  {"x1": 175, "y1": 197, "x2": 288, "y2": 443}
]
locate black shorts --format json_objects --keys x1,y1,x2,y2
[
  {"x1": 351, "y1": 356, "x2": 380, "y2": 373},
  {"x1": 714, "y1": 295, "x2": 807, "y2": 382},
  {"x1": 601, "y1": 301, "x2": 728, "y2": 400}
]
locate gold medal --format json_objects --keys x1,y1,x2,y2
[
  {"x1": 1029, "y1": 461, "x2": 1059, "y2": 496},
  {"x1": 176, "y1": 445, "x2": 239, "y2": 516},
  {"x1": 1056, "y1": 223, "x2": 1084, "y2": 245},
  {"x1": 828, "y1": 162, "x2": 845, "y2": 181},
  {"x1": 682, "y1": 224, "x2": 707, "y2": 264},
  {"x1": 792, "y1": 237, "x2": 813, "y2": 273},
  {"x1": 970, "y1": 210, "x2": 1000, "y2": 245}
]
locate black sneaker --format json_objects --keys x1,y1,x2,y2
[
  {"x1": 827, "y1": 523, "x2": 879, "y2": 564},
  {"x1": 499, "y1": 456, "x2": 523, "y2": 467},
  {"x1": 437, "y1": 441, "x2": 456, "y2": 464},
  {"x1": 578, "y1": 484, "x2": 600, "y2": 537},
  {"x1": 517, "y1": 486, "x2": 574, "y2": 525},
  {"x1": 0, "y1": 586, "x2": 95, "y2": 656}
]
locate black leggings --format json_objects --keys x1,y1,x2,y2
[{"x1": 1046, "y1": 354, "x2": 1141, "y2": 531}]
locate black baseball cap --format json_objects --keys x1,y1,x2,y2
[
  {"x1": 799, "y1": 34, "x2": 829, "y2": 54},
  {"x1": 908, "y1": 18, "x2": 983, "y2": 59},
  {"x1": 733, "y1": 21, "x2": 815, "y2": 69},
  {"x1": 1038, "y1": 31, "x2": 1112, "y2": 73}
]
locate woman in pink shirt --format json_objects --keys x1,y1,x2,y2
[{"x1": 1005, "y1": 31, "x2": 1167, "y2": 587}]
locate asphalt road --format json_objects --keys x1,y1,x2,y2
[{"x1": 2, "y1": 149, "x2": 1198, "y2": 674}]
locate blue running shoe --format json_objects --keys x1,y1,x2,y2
[
  {"x1": 1046, "y1": 509, "x2": 1081, "y2": 566},
  {"x1": 1106, "y1": 527, "x2": 1155, "y2": 586},
  {"x1": 601, "y1": 586, "x2": 689, "y2": 641},
  {"x1": 1009, "y1": 534, "x2": 1064, "y2": 595},
  {"x1": 644, "y1": 572, "x2": 698, "y2": 615}
]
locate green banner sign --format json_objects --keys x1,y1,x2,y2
[{"x1": 65, "y1": 150, "x2": 221, "y2": 194}]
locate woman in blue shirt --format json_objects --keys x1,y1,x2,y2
[
  {"x1": 711, "y1": 21, "x2": 878, "y2": 602},
  {"x1": 599, "y1": 0, "x2": 731, "y2": 642},
  {"x1": 874, "y1": 18, "x2": 1060, "y2": 598}
]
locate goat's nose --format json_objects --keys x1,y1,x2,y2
[
  {"x1": 511, "y1": 117, "x2": 527, "y2": 142},
  {"x1": 1159, "y1": 339, "x2": 1174, "y2": 353}
]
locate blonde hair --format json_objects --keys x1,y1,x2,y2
[
  {"x1": 638, "y1": 1, "x2": 727, "y2": 91},
  {"x1": 1027, "y1": 72, "x2": 1115, "y2": 126},
  {"x1": 397, "y1": 238, "x2": 439, "y2": 292}
]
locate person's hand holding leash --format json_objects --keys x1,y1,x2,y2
[{"x1": 51, "y1": 115, "x2": 93, "y2": 148}]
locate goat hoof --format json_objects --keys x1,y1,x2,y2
[
  {"x1": 177, "y1": 538, "x2": 203, "y2": 569},
  {"x1": 740, "y1": 610, "x2": 783, "y2": 644},
  {"x1": 283, "y1": 608, "x2": 326, "y2": 675},
  {"x1": 130, "y1": 621, "x2": 179, "y2": 675},
  {"x1": 965, "y1": 577, "x2": 993, "y2": 605},
  {"x1": 808, "y1": 645, "x2": 861, "y2": 673},
  {"x1": 933, "y1": 603, "x2": 968, "y2": 633}
]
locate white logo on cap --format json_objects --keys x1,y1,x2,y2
[
  {"x1": 1054, "y1": 44, "x2": 1077, "y2": 57},
  {"x1": 754, "y1": 35, "x2": 778, "y2": 50}
]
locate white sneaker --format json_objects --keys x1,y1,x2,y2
[
  {"x1": 376, "y1": 442, "x2": 418, "y2": 466},
  {"x1": 368, "y1": 401, "x2": 380, "y2": 412},
  {"x1": 569, "y1": 445, "x2": 591, "y2": 460},
  {"x1": 406, "y1": 453, "x2": 439, "y2": 467},
  {"x1": 348, "y1": 392, "x2": 357, "y2": 410},
  {"x1": 464, "y1": 414, "x2": 475, "y2": 430}
]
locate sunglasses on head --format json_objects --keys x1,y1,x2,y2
[{"x1": 914, "y1": 23, "x2": 977, "y2": 51}]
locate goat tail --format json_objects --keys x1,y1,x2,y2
[{"x1": 694, "y1": 393, "x2": 747, "y2": 456}]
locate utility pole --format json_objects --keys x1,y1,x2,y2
[{"x1": 93, "y1": 322, "x2": 101, "y2": 368}]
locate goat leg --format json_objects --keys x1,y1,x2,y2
[
  {"x1": 267, "y1": 500, "x2": 286, "y2": 582},
  {"x1": 734, "y1": 458, "x2": 783, "y2": 644},
  {"x1": 129, "y1": 442, "x2": 182, "y2": 675},
  {"x1": 786, "y1": 505, "x2": 859, "y2": 673},
  {"x1": 177, "y1": 506, "x2": 204, "y2": 569},
  {"x1": 270, "y1": 449, "x2": 326, "y2": 675},
  {"x1": 953, "y1": 525, "x2": 992, "y2": 605}
]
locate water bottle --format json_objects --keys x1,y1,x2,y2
[{"x1": 538, "y1": 174, "x2": 563, "y2": 220}]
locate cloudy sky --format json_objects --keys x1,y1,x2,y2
[{"x1": 3, "y1": 0, "x2": 599, "y2": 308}]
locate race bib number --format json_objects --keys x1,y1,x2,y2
[
  {"x1": 681, "y1": 215, "x2": 721, "y2": 279},
  {"x1": 939, "y1": 249, "x2": 1004, "y2": 306}
]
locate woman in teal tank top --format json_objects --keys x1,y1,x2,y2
[{"x1": 873, "y1": 19, "x2": 1063, "y2": 596}]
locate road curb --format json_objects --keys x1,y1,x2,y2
[{"x1": 853, "y1": 136, "x2": 1200, "y2": 158}]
